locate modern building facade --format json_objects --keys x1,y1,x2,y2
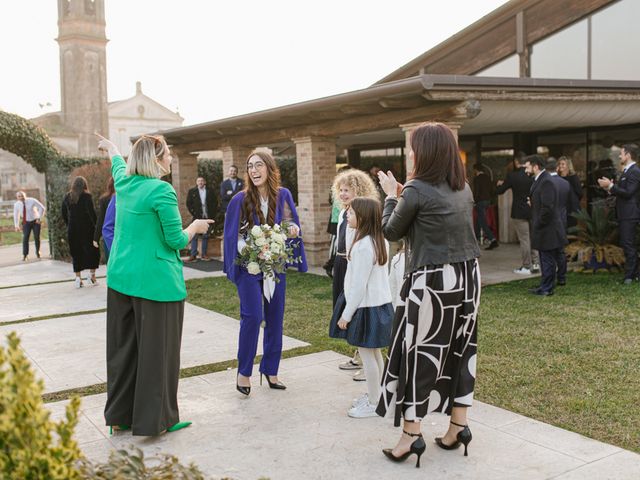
[{"x1": 155, "y1": 0, "x2": 640, "y2": 264}]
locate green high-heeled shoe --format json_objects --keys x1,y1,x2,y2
[
  {"x1": 108, "y1": 424, "x2": 130, "y2": 435},
  {"x1": 167, "y1": 421, "x2": 192, "y2": 432}
]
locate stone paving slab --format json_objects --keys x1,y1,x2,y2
[
  {"x1": 0, "y1": 259, "x2": 94, "y2": 288},
  {"x1": 46, "y1": 352, "x2": 640, "y2": 480},
  {"x1": 1, "y1": 303, "x2": 308, "y2": 394}
]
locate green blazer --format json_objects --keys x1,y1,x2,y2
[{"x1": 107, "y1": 155, "x2": 189, "y2": 302}]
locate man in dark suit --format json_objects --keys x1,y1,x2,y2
[
  {"x1": 186, "y1": 176, "x2": 217, "y2": 262},
  {"x1": 220, "y1": 165, "x2": 244, "y2": 213},
  {"x1": 473, "y1": 163, "x2": 498, "y2": 250},
  {"x1": 525, "y1": 155, "x2": 566, "y2": 296},
  {"x1": 598, "y1": 143, "x2": 640, "y2": 284},
  {"x1": 496, "y1": 152, "x2": 537, "y2": 274},
  {"x1": 546, "y1": 157, "x2": 570, "y2": 286}
]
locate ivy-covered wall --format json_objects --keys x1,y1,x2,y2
[{"x1": 0, "y1": 111, "x2": 100, "y2": 260}]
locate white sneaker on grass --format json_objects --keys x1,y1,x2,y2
[
  {"x1": 351, "y1": 393, "x2": 368, "y2": 408},
  {"x1": 513, "y1": 267, "x2": 532, "y2": 275},
  {"x1": 348, "y1": 401, "x2": 378, "y2": 418}
]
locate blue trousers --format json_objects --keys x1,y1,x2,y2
[
  {"x1": 619, "y1": 220, "x2": 639, "y2": 280},
  {"x1": 539, "y1": 248, "x2": 562, "y2": 293},
  {"x1": 236, "y1": 270, "x2": 286, "y2": 377},
  {"x1": 190, "y1": 233, "x2": 209, "y2": 257}
]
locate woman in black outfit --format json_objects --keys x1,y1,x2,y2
[
  {"x1": 376, "y1": 122, "x2": 481, "y2": 468},
  {"x1": 93, "y1": 177, "x2": 115, "y2": 261},
  {"x1": 557, "y1": 156, "x2": 583, "y2": 228},
  {"x1": 62, "y1": 176, "x2": 100, "y2": 288}
]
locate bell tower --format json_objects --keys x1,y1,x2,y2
[{"x1": 57, "y1": 0, "x2": 109, "y2": 156}]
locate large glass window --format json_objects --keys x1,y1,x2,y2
[
  {"x1": 530, "y1": 19, "x2": 588, "y2": 79},
  {"x1": 475, "y1": 54, "x2": 519, "y2": 77},
  {"x1": 591, "y1": 0, "x2": 640, "y2": 80}
]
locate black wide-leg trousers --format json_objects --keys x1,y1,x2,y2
[{"x1": 104, "y1": 288, "x2": 184, "y2": 436}]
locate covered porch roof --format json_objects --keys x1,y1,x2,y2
[{"x1": 154, "y1": 74, "x2": 640, "y2": 153}]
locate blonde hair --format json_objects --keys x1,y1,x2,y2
[
  {"x1": 126, "y1": 135, "x2": 169, "y2": 178},
  {"x1": 331, "y1": 169, "x2": 378, "y2": 209},
  {"x1": 558, "y1": 156, "x2": 576, "y2": 176}
]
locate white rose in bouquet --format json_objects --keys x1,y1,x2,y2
[
  {"x1": 247, "y1": 261, "x2": 261, "y2": 275},
  {"x1": 254, "y1": 236, "x2": 267, "y2": 247},
  {"x1": 273, "y1": 224, "x2": 281, "y2": 232},
  {"x1": 271, "y1": 243, "x2": 281, "y2": 254},
  {"x1": 251, "y1": 225, "x2": 264, "y2": 238}
]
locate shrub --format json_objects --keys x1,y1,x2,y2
[{"x1": 0, "y1": 331, "x2": 84, "y2": 479}]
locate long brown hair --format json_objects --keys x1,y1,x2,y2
[
  {"x1": 69, "y1": 176, "x2": 88, "y2": 204},
  {"x1": 101, "y1": 177, "x2": 115, "y2": 199},
  {"x1": 241, "y1": 150, "x2": 281, "y2": 229},
  {"x1": 348, "y1": 197, "x2": 387, "y2": 266},
  {"x1": 410, "y1": 122, "x2": 466, "y2": 191}
]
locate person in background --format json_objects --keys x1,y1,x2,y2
[
  {"x1": 472, "y1": 163, "x2": 498, "y2": 250},
  {"x1": 546, "y1": 158, "x2": 570, "y2": 287},
  {"x1": 557, "y1": 156, "x2": 583, "y2": 229},
  {"x1": 61, "y1": 177, "x2": 100, "y2": 288},
  {"x1": 496, "y1": 152, "x2": 537, "y2": 274},
  {"x1": 597, "y1": 143, "x2": 640, "y2": 284},
  {"x1": 13, "y1": 190, "x2": 46, "y2": 261},
  {"x1": 96, "y1": 133, "x2": 212, "y2": 436},
  {"x1": 220, "y1": 165, "x2": 244, "y2": 213},
  {"x1": 186, "y1": 176, "x2": 217, "y2": 262},
  {"x1": 93, "y1": 177, "x2": 115, "y2": 261}
]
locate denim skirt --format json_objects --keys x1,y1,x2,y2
[{"x1": 329, "y1": 292, "x2": 393, "y2": 348}]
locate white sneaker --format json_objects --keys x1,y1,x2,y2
[
  {"x1": 352, "y1": 369, "x2": 366, "y2": 382},
  {"x1": 348, "y1": 401, "x2": 378, "y2": 418},
  {"x1": 513, "y1": 267, "x2": 532, "y2": 275},
  {"x1": 351, "y1": 393, "x2": 368, "y2": 408},
  {"x1": 74, "y1": 278, "x2": 83, "y2": 289},
  {"x1": 87, "y1": 276, "x2": 98, "y2": 286}
]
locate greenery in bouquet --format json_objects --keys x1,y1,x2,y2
[{"x1": 235, "y1": 222, "x2": 302, "y2": 281}]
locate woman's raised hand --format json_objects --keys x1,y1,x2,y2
[
  {"x1": 378, "y1": 170, "x2": 400, "y2": 198},
  {"x1": 94, "y1": 132, "x2": 121, "y2": 158}
]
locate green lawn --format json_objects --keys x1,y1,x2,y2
[
  {"x1": 186, "y1": 270, "x2": 640, "y2": 453},
  {"x1": 0, "y1": 217, "x2": 48, "y2": 247}
]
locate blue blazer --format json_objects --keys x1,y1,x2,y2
[{"x1": 223, "y1": 188, "x2": 308, "y2": 284}]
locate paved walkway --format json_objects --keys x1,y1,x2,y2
[{"x1": 1, "y1": 245, "x2": 638, "y2": 479}]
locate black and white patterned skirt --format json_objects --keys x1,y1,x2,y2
[{"x1": 376, "y1": 259, "x2": 480, "y2": 426}]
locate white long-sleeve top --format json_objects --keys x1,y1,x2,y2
[
  {"x1": 13, "y1": 197, "x2": 45, "y2": 228},
  {"x1": 388, "y1": 251, "x2": 405, "y2": 308},
  {"x1": 342, "y1": 235, "x2": 392, "y2": 323}
]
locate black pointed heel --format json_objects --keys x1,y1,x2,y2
[
  {"x1": 382, "y1": 430, "x2": 426, "y2": 468},
  {"x1": 260, "y1": 373, "x2": 286, "y2": 390},
  {"x1": 435, "y1": 420, "x2": 472, "y2": 456},
  {"x1": 236, "y1": 374, "x2": 251, "y2": 396}
]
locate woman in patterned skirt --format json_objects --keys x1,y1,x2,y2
[{"x1": 376, "y1": 122, "x2": 481, "y2": 467}]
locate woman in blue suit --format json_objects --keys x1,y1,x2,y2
[{"x1": 223, "y1": 151, "x2": 307, "y2": 396}]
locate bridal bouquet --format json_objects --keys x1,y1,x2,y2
[{"x1": 236, "y1": 223, "x2": 302, "y2": 282}]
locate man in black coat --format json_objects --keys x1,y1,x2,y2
[
  {"x1": 473, "y1": 163, "x2": 498, "y2": 250},
  {"x1": 220, "y1": 165, "x2": 244, "y2": 213},
  {"x1": 525, "y1": 155, "x2": 566, "y2": 296},
  {"x1": 186, "y1": 176, "x2": 217, "y2": 261},
  {"x1": 598, "y1": 143, "x2": 640, "y2": 284},
  {"x1": 496, "y1": 152, "x2": 537, "y2": 274},
  {"x1": 546, "y1": 157, "x2": 571, "y2": 286}
]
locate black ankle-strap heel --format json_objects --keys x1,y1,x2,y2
[
  {"x1": 382, "y1": 429, "x2": 427, "y2": 468},
  {"x1": 435, "y1": 420, "x2": 472, "y2": 456}
]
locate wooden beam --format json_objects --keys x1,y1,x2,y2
[
  {"x1": 378, "y1": 96, "x2": 428, "y2": 109},
  {"x1": 172, "y1": 101, "x2": 465, "y2": 152},
  {"x1": 424, "y1": 91, "x2": 640, "y2": 102},
  {"x1": 339, "y1": 104, "x2": 386, "y2": 115}
]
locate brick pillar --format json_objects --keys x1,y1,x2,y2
[
  {"x1": 293, "y1": 136, "x2": 336, "y2": 267},
  {"x1": 221, "y1": 145, "x2": 252, "y2": 182},
  {"x1": 172, "y1": 148, "x2": 199, "y2": 226},
  {"x1": 401, "y1": 121, "x2": 462, "y2": 182}
]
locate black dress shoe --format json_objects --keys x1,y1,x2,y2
[
  {"x1": 529, "y1": 288, "x2": 553, "y2": 296},
  {"x1": 557, "y1": 280, "x2": 566, "y2": 286},
  {"x1": 484, "y1": 240, "x2": 499, "y2": 250},
  {"x1": 236, "y1": 374, "x2": 251, "y2": 396}
]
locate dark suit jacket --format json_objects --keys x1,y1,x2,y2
[
  {"x1": 495, "y1": 167, "x2": 532, "y2": 220},
  {"x1": 186, "y1": 186, "x2": 217, "y2": 221},
  {"x1": 220, "y1": 178, "x2": 244, "y2": 212},
  {"x1": 610, "y1": 163, "x2": 640, "y2": 221},
  {"x1": 550, "y1": 174, "x2": 570, "y2": 232},
  {"x1": 530, "y1": 171, "x2": 566, "y2": 251}
]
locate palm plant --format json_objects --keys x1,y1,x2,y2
[{"x1": 565, "y1": 203, "x2": 625, "y2": 271}]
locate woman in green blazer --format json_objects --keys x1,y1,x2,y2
[{"x1": 96, "y1": 133, "x2": 212, "y2": 436}]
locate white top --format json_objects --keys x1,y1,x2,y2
[
  {"x1": 198, "y1": 187, "x2": 207, "y2": 217},
  {"x1": 342, "y1": 235, "x2": 392, "y2": 323},
  {"x1": 13, "y1": 197, "x2": 45, "y2": 228},
  {"x1": 388, "y1": 251, "x2": 405, "y2": 308},
  {"x1": 336, "y1": 208, "x2": 355, "y2": 253}
]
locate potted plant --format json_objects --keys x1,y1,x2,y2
[{"x1": 565, "y1": 203, "x2": 625, "y2": 272}]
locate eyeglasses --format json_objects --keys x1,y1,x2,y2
[{"x1": 247, "y1": 161, "x2": 266, "y2": 170}]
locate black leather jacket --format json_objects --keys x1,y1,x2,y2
[{"x1": 382, "y1": 179, "x2": 480, "y2": 274}]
